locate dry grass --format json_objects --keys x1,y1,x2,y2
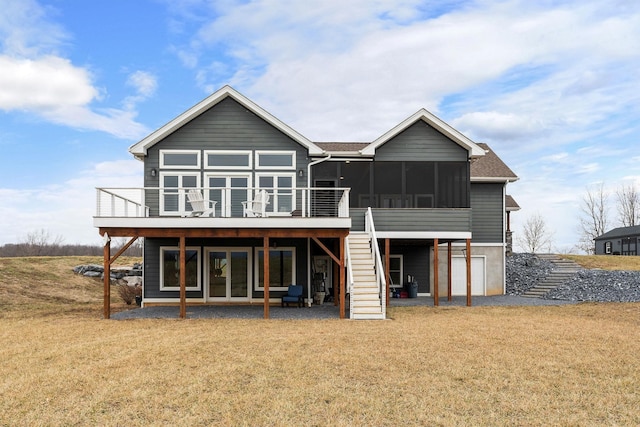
[
  {"x1": 562, "y1": 254, "x2": 640, "y2": 271},
  {"x1": 1, "y1": 257, "x2": 640, "y2": 426}
]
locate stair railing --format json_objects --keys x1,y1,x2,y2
[
  {"x1": 365, "y1": 207, "x2": 386, "y2": 318},
  {"x1": 345, "y1": 235, "x2": 355, "y2": 319}
]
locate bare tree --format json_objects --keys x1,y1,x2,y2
[
  {"x1": 616, "y1": 183, "x2": 639, "y2": 227},
  {"x1": 21, "y1": 229, "x2": 65, "y2": 256},
  {"x1": 517, "y1": 213, "x2": 554, "y2": 253},
  {"x1": 577, "y1": 184, "x2": 609, "y2": 254}
]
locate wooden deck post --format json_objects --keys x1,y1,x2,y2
[
  {"x1": 264, "y1": 237, "x2": 270, "y2": 319},
  {"x1": 179, "y1": 236, "x2": 186, "y2": 319},
  {"x1": 433, "y1": 238, "x2": 439, "y2": 306},
  {"x1": 339, "y1": 235, "x2": 345, "y2": 319},
  {"x1": 466, "y1": 238, "x2": 472, "y2": 307},
  {"x1": 447, "y1": 241, "x2": 452, "y2": 301},
  {"x1": 103, "y1": 237, "x2": 111, "y2": 319},
  {"x1": 385, "y1": 238, "x2": 390, "y2": 306}
]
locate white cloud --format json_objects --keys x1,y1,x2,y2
[
  {"x1": 0, "y1": 160, "x2": 142, "y2": 245},
  {"x1": 0, "y1": 1, "x2": 151, "y2": 140}
]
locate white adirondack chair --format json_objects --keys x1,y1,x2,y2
[
  {"x1": 242, "y1": 190, "x2": 270, "y2": 217},
  {"x1": 186, "y1": 189, "x2": 217, "y2": 217}
]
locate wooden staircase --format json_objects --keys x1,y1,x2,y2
[
  {"x1": 522, "y1": 254, "x2": 583, "y2": 298},
  {"x1": 347, "y1": 232, "x2": 386, "y2": 320}
]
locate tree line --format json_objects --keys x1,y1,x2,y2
[
  {"x1": 0, "y1": 229, "x2": 142, "y2": 257},
  {"x1": 518, "y1": 182, "x2": 639, "y2": 254}
]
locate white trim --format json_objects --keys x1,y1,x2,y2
[
  {"x1": 471, "y1": 176, "x2": 519, "y2": 183},
  {"x1": 204, "y1": 247, "x2": 252, "y2": 302},
  {"x1": 94, "y1": 216, "x2": 353, "y2": 229},
  {"x1": 129, "y1": 85, "x2": 324, "y2": 158},
  {"x1": 443, "y1": 242, "x2": 505, "y2": 247},
  {"x1": 255, "y1": 150, "x2": 296, "y2": 170},
  {"x1": 376, "y1": 231, "x2": 472, "y2": 239},
  {"x1": 361, "y1": 109, "x2": 486, "y2": 158},
  {"x1": 159, "y1": 149, "x2": 201, "y2": 169},
  {"x1": 204, "y1": 150, "x2": 252, "y2": 170},
  {"x1": 159, "y1": 172, "x2": 201, "y2": 216},
  {"x1": 384, "y1": 254, "x2": 404, "y2": 288},
  {"x1": 254, "y1": 246, "x2": 296, "y2": 291},
  {"x1": 255, "y1": 172, "x2": 297, "y2": 215},
  {"x1": 159, "y1": 246, "x2": 201, "y2": 291}
]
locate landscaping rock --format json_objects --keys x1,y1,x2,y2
[{"x1": 506, "y1": 253, "x2": 640, "y2": 302}]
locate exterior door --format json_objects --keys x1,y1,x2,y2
[
  {"x1": 451, "y1": 256, "x2": 486, "y2": 296},
  {"x1": 206, "y1": 248, "x2": 251, "y2": 301},
  {"x1": 206, "y1": 174, "x2": 251, "y2": 217}
]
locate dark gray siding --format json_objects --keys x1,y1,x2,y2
[
  {"x1": 143, "y1": 237, "x2": 309, "y2": 299},
  {"x1": 350, "y1": 208, "x2": 472, "y2": 233},
  {"x1": 377, "y1": 242, "x2": 431, "y2": 293},
  {"x1": 144, "y1": 97, "x2": 309, "y2": 214},
  {"x1": 470, "y1": 183, "x2": 504, "y2": 243},
  {"x1": 375, "y1": 121, "x2": 468, "y2": 162}
]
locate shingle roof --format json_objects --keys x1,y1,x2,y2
[
  {"x1": 506, "y1": 195, "x2": 520, "y2": 211},
  {"x1": 470, "y1": 143, "x2": 518, "y2": 182},
  {"x1": 315, "y1": 142, "x2": 369, "y2": 152},
  {"x1": 594, "y1": 225, "x2": 640, "y2": 241}
]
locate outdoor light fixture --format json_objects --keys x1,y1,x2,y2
[
  {"x1": 298, "y1": 169, "x2": 304, "y2": 177},
  {"x1": 151, "y1": 168, "x2": 157, "y2": 177}
]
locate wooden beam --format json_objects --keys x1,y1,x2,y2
[
  {"x1": 103, "y1": 238, "x2": 111, "y2": 319},
  {"x1": 99, "y1": 227, "x2": 350, "y2": 239},
  {"x1": 339, "y1": 235, "x2": 345, "y2": 319},
  {"x1": 264, "y1": 236, "x2": 270, "y2": 319},
  {"x1": 109, "y1": 236, "x2": 139, "y2": 265},
  {"x1": 466, "y1": 238, "x2": 472, "y2": 307},
  {"x1": 385, "y1": 238, "x2": 390, "y2": 307},
  {"x1": 312, "y1": 237, "x2": 340, "y2": 265},
  {"x1": 447, "y1": 241, "x2": 452, "y2": 302},
  {"x1": 433, "y1": 238, "x2": 439, "y2": 307},
  {"x1": 179, "y1": 236, "x2": 186, "y2": 319}
]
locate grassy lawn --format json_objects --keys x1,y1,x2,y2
[
  {"x1": 563, "y1": 254, "x2": 640, "y2": 271},
  {"x1": 1, "y1": 256, "x2": 639, "y2": 426}
]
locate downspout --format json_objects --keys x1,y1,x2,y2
[{"x1": 307, "y1": 154, "x2": 332, "y2": 189}]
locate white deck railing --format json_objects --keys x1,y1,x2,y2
[
  {"x1": 365, "y1": 207, "x2": 387, "y2": 318},
  {"x1": 95, "y1": 187, "x2": 350, "y2": 219}
]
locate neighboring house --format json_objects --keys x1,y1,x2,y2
[
  {"x1": 94, "y1": 85, "x2": 518, "y2": 319},
  {"x1": 594, "y1": 225, "x2": 640, "y2": 255}
]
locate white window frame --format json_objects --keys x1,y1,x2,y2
[
  {"x1": 255, "y1": 150, "x2": 296, "y2": 170},
  {"x1": 204, "y1": 150, "x2": 252, "y2": 170},
  {"x1": 605, "y1": 241, "x2": 612, "y2": 254},
  {"x1": 384, "y1": 255, "x2": 404, "y2": 288},
  {"x1": 255, "y1": 172, "x2": 296, "y2": 216},
  {"x1": 159, "y1": 246, "x2": 201, "y2": 291},
  {"x1": 159, "y1": 172, "x2": 201, "y2": 216},
  {"x1": 254, "y1": 247, "x2": 296, "y2": 291},
  {"x1": 159, "y1": 149, "x2": 201, "y2": 169}
]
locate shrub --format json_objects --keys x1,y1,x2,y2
[{"x1": 116, "y1": 283, "x2": 142, "y2": 305}]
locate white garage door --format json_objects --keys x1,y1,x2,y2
[{"x1": 451, "y1": 256, "x2": 486, "y2": 296}]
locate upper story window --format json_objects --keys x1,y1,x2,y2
[
  {"x1": 256, "y1": 151, "x2": 296, "y2": 170},
  {"x1": 160, "y1": 150, "x2": 200, "y2": 169},
  {"x1": 205, "y1": 150, "x2": 252, "y2": 169}
]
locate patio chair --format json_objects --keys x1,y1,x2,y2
[
  {"x1": 281, "y1": 285, "x2": 304, "y2": 308},
  {"x1": 242, "y1": 190, "x2": 270, "y2": 217},
  {"x1": 186, "y1": 189, "x2": 217, "y2": 217}
]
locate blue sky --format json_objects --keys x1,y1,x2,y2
[{"x1": 1, "y1": 0, "x2": 639, "y2": 251}]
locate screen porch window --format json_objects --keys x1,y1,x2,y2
[
  {"x1": 255, "y1": 248, "x2": 295, "y2": 291},
  {"x1": 160, "y1": 247, "x2": 201, "y2": 291}
]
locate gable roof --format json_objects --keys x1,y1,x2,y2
[
  {"x1": 506, "y1": 195, "x2": 521, "y2": 211},
  {"x1": 129, "y1": 85, "x2": 324, "y2": 159},
  {"x1": 470, "y1": 143, "x2": 518, "y2": 183},
  {"x1": 595, "y1": 225, "x2": 640, "y2": 241},
  {"x1": 360, "y1": 109, "x2": 486, "y2": 158}
]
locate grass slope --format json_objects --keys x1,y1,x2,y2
[
  {"x1": 1, "y1": 257, "x2": 639, "y2": 426},
  {"x1": 562, "y1": 254, "x2": 640, "y2": 271}
]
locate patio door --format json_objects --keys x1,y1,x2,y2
[
  {"x1": 206, "y1": 248, "x2": 252, "y2": 301},
  {"x1": 206, "y1": 174, "x2": 251, "y2": 217}
]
